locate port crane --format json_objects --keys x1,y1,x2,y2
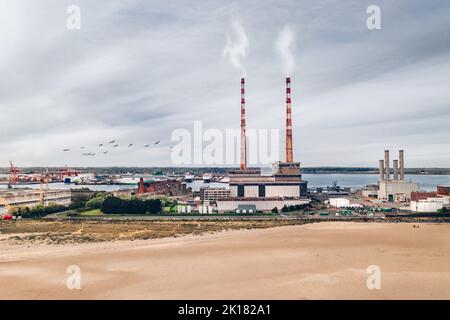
[{"x1": 8, "y1": 161, "x2": 20, "y2": 187}]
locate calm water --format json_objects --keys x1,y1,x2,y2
[
  {"x1": 1, "y1": 175, "x2": 449, "y2": 192},
  {"x1": 0, "y1": 181, "x2": 227, "y2": 192},
  {"x1": 303, "y1": 174, "x2": 450, "y2": 191}
]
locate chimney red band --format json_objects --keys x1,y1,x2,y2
[
  {"x1": 240, "y1": 78, "x2": 247, "y2": 170},
  {"x1": 286, "y1": 77, "x2": 293, "y2": 163}
]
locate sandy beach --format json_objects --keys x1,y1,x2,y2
[{"x1": 1, "y1": 222, "x2": 450, "y2": 299}]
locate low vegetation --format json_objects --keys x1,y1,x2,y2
[{"x1": 0, "y1": 219, "x2": 309, "y2": 244}]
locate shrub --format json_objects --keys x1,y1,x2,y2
[
  {"x1": 86, "y1": 196, "x2": 105, "y2": 209},
  {"x1": 279, "y1": 204, "x2": 309, "y2": 213},
  {"x1": 9, "y1": 203, "x2": 68, "y2": 218}
]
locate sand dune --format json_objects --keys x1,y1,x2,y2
[{"x1": 1, "y1": 222, "x2": 450, "y2": 299}]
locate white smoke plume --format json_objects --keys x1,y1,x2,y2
[
  {"x1": 223, "y1": 19, "x2": 249, "y2": 76},
  {"x1": 276, "y1": 25, "x2": 295, "y2": 76}
]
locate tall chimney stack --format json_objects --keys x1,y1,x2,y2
[
  {"x1": 399, "y1": 149, "x2": 405, "y2": 180},
  {"x1": 240, "y1": 78, "x2": 247, "y2": 170},
  {"x1": 379, "y1": 160, "x2": 385, "y2": 181},
  {"x1": 393, "y1": 159, "x2": 399, "y2": 180},
  {"x1": 285, "y1": 77, "x2": 293, "y2": 163},
  {"x1": 384, "y1": 150, "x2": 390, "y2": 181}
]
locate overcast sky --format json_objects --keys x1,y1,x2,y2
[{"x1": 1, "y1": 0, "x2": 449, "y2": 167}]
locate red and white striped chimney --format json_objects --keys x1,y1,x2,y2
[
  {"x1": 285, "y1": 77, "x2": 293, "y2": 163},
  {"x1": 240, "y1": 78, "x2": 247, "y2": 170}
]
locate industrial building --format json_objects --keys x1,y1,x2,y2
[
  {"x1": 228, "y1": 162, "x2": 307, "y2": 199},
  {"x1": 217, "y1": 198, "x2": 310, "y2": 213},
  {"x1": 377, "y1": 150, "x2": 419, "y2": 202},
  {"x1": 216, "y1": 77, "x2": 309, "y2": 213},
  {"x1": 137, "y1": 177, "x2": 187, "y2": 196},
  {"x1": 328, "y1": 198, "x2": 363, "y2": 209},
  {"x1": 409, "y1": 186, "x2": 450, "y2": 212},
  {"x1": 0, "y1": 188, "x2": 71, "y2": 213},
  {"x1": 361, "y1": 184, "x2": 379, "y2": 198},
  {"x1": 410, "y1": 198, "x2": 448, "y2": 213},
  {"x1": 199, "y1": 187, "x2": 231, "y2": 201},
  {"x1": 437, "y1": 186, "x2": 450, "y2": 196}
]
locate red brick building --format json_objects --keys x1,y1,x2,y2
[
  {"x1": 437, "y1": 186, "x2": 450, "y2": 196},
  {"x1": 137, "y1": 178, "x2": 187, "y2": 196},
  {"x1": 410, "y1": 192, "x2": 437, "y2": 202}
]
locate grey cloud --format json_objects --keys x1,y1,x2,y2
[{"x1": 0, "y1": 0, "x2": 449, "y2": 167}]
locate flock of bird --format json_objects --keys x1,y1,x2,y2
[{"x1": 62, "y1": 139, "x2": 161, "y2": 156}]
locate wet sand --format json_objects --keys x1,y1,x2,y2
[{"x1": 1, "y1": 222, "x2": 450, "y2": 299}]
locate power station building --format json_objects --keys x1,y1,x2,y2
[
  {"x1": 217, "y1": 77, "x2": 309, "y2": 213},
  {"x1": 377, "y1": 150, "x2": 419, "y2": 202},
  {"x1": 228, "y1": 163, "x2": 307, "y2": 198}
]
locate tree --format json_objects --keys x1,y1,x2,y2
[
  {"x1": 70, "y1": 192, "x2": 92, "y2": 209},
  {"x1": 101, "y1": 196, "x2": 162, "y2": 215}
]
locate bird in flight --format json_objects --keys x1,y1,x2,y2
[
  {"x1": 80, "y1": 146, "x2": 85, "y2": 149},
  {"x1": 128, "y1": 143, "x2": 134, "y2": 147},
  {"x1": 98, "y1": 143, "x2": 103, "y2": 147},
  {"x1": 109, "y1": 140, "x2": 116, "y2": 144},
  {"x1": 113, "y1": 144, "x2": 119, "y2": 148},
  {"x1": 144, "y1": 144, "x2": 150, "y2": 148},
  {"x1": 103, "y1": 151, "x2": 108, "y2": 154},
  {"x1": 63, "y1": 149, "x2": 70, "y2": 152},
  {"x1": 154, "y1": 140, "x2": 160, "y2": 145}
]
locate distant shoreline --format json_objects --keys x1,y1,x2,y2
[{"x1": 1, "y1": 167, "x2": 450, "y2": 175}]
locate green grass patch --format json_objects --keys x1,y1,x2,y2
[{"x1": 80, "y1": 209, "x2": 103, "y2": 216}]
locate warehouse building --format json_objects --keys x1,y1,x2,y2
[
  {"x1": 329, "y1": 198, "x2": 363, "y2": 209},
  {"x1": 216, "y1": 198, "x2": 310, "y2": 213},
  {"x1": 410, "y1": 199, "x2": 448, "y2": 212},
  {"x1": 0, "y1": 188, "x2": 71, "y2": 213},
  {"x1": 409, "y1": 186, "x2": 450, "y2": 212}
]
